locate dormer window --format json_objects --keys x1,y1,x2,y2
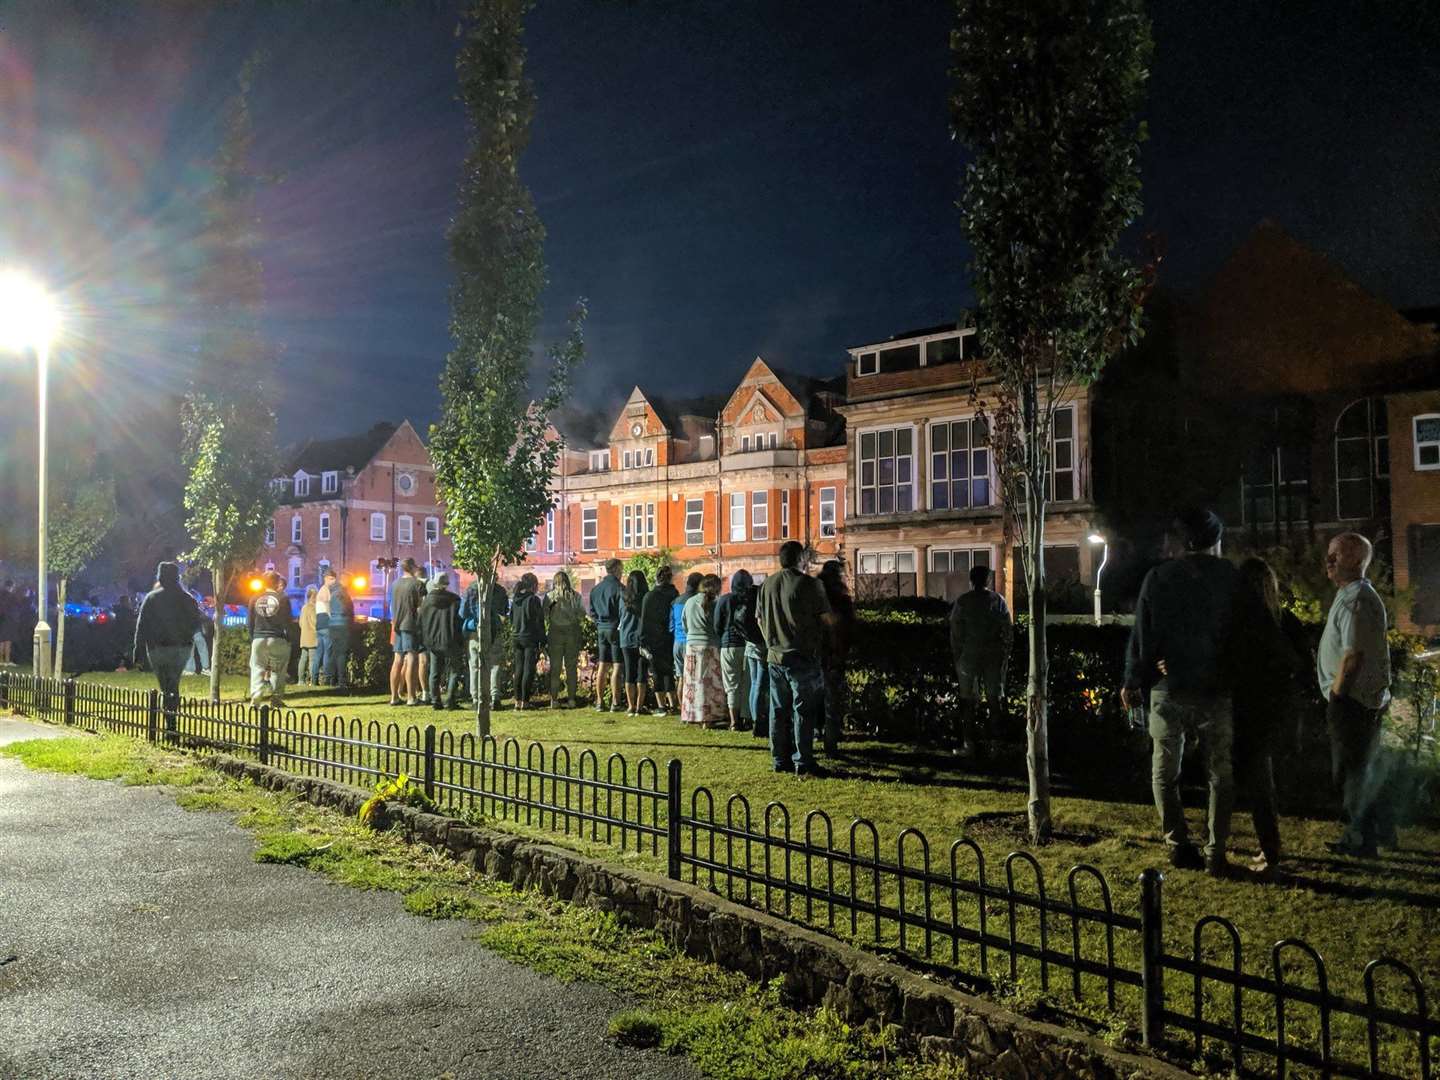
[
  {"x1": 293, "y1": 473, "x2": 310, "y2": 497},
  {"x1": 856, "y1": 352, "x2": 879, "y2": 376},
  {"x1": 321, "y1": 470, "x2": 339, "y2": 494},
  {"x1": 589, "y1": 450, "x2": 610, "y2": 471}
]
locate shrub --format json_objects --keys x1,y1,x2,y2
[{"x1": 214, "y1": 620, "x2": 395, "y2": 690}]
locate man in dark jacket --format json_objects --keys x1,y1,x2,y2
[
  {"x1": 588, "y1": 558, "x2": 624, "y2": 712},
  {"x1": 640, "y1": 566, "x2": 679, "y2": 715},
  {"x1": 419, "y1": 573, "x2": 464, "y2": 710},
  {"x1": 248, "y1": 570, "x2": 295, "y2": 708},
  {"x1": 713, "y1": 569, "x2": 755, "y2": 730},
  {"x1": 389, "y1": 558, "x2": 426, "y2": 706},
  {"x1": 133, "y1": 561, "x2": 203, "y2": 713},
  {"x1": 322, "y1": 568, "x2": 353, "y2": 692},
  {"x1": 948, "y1": 564, "x2": 1012, "y2": 758},
  {"x1": 1122, "y1": 509, "x2": 1244, "y2": 876},
  {"x1": 463, "y1": 578, "x2": 510, "y2": 710}
]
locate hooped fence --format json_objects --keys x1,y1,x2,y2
[{"x1": 2, "y1": 671, "x2": 1434, "y2": 1080}]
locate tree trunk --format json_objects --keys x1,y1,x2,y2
[
  {"x1": 1024, "y1": 507, "x2": 1051, "y2": 843},
  {"x1": 53, "y1": 577, "x2": 67, "y2": 678},
  {"x1": 475, "y1": 567, "x2": 493, "y2": 740},
  {"x1": 210, "y1": 565, "x2": 226, "y2": 704}
]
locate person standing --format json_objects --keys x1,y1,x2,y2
[
  {"x1": 132, "y1": 562, "x2": 203, "y2": 721},
  {"x1": 947, "y1": 564, "x2": 1012, "y2": 758},
  {"x1": 545, "y1": 571, "x2": 584, "y2": 708},
  {"x1": 817, "y1": 560, "x2": 856, "y2": 754},
  {"x1": 510, "y1": 572, "x2": 546, "y2": 710},
  {"x1": 588, "y1": 558, "x2": 624, "y2": 713},
  {"x1": 298, "y1": 585, "x2": 319, "y2": 684},
  {"x1": 680, "y1": 574, "x2": 727, "y2": 728},
  {"x1": 323, "y1": 569, "x2": 353, "y2": 693},
  {"x1": 640, "y1": 565, "x2": 678, "y2": 716},
  {"x1": 618, "y1": 569, "x2": 650, "y2": 716},
  {"x1": 713, "y1": 569, "x2": 754, "y2": 731},
  {"x1": 247, "y1": 571, "x2": 294, "y2": 708},
  {"x1": 1122, "y1": 509, "x2": 1241, "y2": 877},
  {"x1": 757, "y1": 542, "x2": 832, "y2": 776},
  {"x1": 389, "y1": 558, "x2": 425, "y2": 706},
  {"x1": 418, "y1": 572, "x2": 464, "y2": 710},
  {"x1": 671, "y1": 572, "x2": 702, "y2": 702},
  {"x1": 313, "y1": 571, "x2": 332, "y2": 685},
  {"x1": 463, "y1": 577, "x2": 510, "y2": 710},
  {"x1": 1318, "y1": 532, "x2": 1394, "y2": 858}
]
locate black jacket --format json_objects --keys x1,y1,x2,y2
[
  {"x1": 133, "y1": 584, "x2": 202, "y2": 655},
  {"x1": 510, "y1": 589, "x2": 546, "y2": 647},
  {"x1": 639, "y1": 583, "x2": 678, "y2": 652},
  {"x1": 248, "y1": 589, "x2": 294, "y2": 640},
  {"x1": 418, "y1": 588, "x2": 464, "y2": 657},
  {"x1": 713, "y1": 570, "x2": 754, "y2": 649}
]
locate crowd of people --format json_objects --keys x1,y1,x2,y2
[{"x1": 0, "y1": 579, "x2": 38, "y2": 665}]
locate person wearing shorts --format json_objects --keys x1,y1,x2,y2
[
  {"x1": 588, "y1": 558, "x2": 624, "y2": 712},
  {"x1": 389, "y1": 558, "x2": 425, "y2": 706}
]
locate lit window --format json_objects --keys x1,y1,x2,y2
[
  {"x1": 545, "y1": 509, "x2": 555, "y2": 553},
  {"x1": 1416, "y1": 414, "x2": 1440, "y2": 471},
  {"x1": 294, "y1": 473, "x2": 310, "y2": 497},
  {"x1": 318, "y1": 513, "x2": 331, "y2": 543},
  {"x1": 858, "y1": 427, "x2": 914, "y2": 515},
  {"x1": 929, "y1": 417, "x2": 991, "y2": 510},
  {"x1": 424, "y1": 517, "x2": 440, "y2": 544},
  {"x1": 581, "y1": 507, "x2": 598, "y2": 552},
  {"x1": 264, "y1": 521, "x2": 275, "y2": 547},
  {"x1": 819, "y1": 487, "x2": 837, "y2": 538},
  {"x1": 857, "y1": 551, "x2": 916, "y2": 574},
  {"x1": 321, "y1": 471, "x2": 338, "y2": 494},
  {"x1": 291, "y1": 515, "x2": 302, "y2": 544},
  {"x1": 751, "y1": 491, "x2": 769, "y2": 541},
  {"x1": 370, "y1": 513, "x2": 386, "y2": 542},
  {"x1": 397, "y1": 515, "x2": 414, "y2": 545},
  {"x1": 685, "y1": 498, "x2": 704, "y2": 545},
  {"x1": 729, "y1": 492, "x2": 745, "y2": 542},
  {"x1": 781, "y1": 491, "x2": 791, "y2": 538}
]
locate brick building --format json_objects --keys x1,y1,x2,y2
[
  {"x1": 260, "y1": 420, "x2": 460, "y2": 617},
  {"x1": 838, "y1": 323, "x2": 1102, "y2": 606}
]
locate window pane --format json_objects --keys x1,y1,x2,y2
[
  {"x1": 1336, "y1": 400, "x2": 1370, "y2": 438},
  {"x1": 861, "y1": 461, "x2": 875, "y2": 487},
  {"x1": 897, "y1": 487, "x2": 913, "y2": 512},
  {"x1": 1376, "y1": 436, "x2": 1390, "y2": 477},
  {"x1": 931, "y1": 452, "x2": 947, "y2": 482},
  {"x1": 1418, "y1": 417, "x2": 1440, "y2": 444},
  {"x1": 1054, "y1": 408, "x2": 1073, "y2": 438},
  {"x1": 931, "y1": 482, "x2": 949, "y2": 510},
  {"x1": 896, "y1": 458, "x2": 911, "y2": 484},
  {"x1": 1054, "y1": 441, "x2": 1072, "y2": 470},
  {"x1": 953, "y1": 421, "x2": 969, "y2": 451},
  {"x1": 861, "y1": 432, "x2": 876, "y2": 459},
  {"x1": 861, "y1": 490, "x2": 876, "y2": 514},
  {"x1": 972, "y1": 448, "x2": 989, "y2": 480},
  {"x1": 973, "y1": 549, "x2": 990, "y2": 568},
  {"x1": 878, "y1": 343, "x2": 920, "y2": 371},
  {"x1": 1337, "y1": 480, "x2": 1370, "y2": 520},
  {"x1": 878, "y1": 458, "x2": 894, "y2": 485},
  {"x1": 932, "y1": 551, "x2": 950, "y2": 573},
  {"x1": 897, "y1": 428, "x2": 912, "y2": 455},
  {"x1": 1421, "y1": 443, "x2": 1440, "y2": 467},
  {"x1": 897, "y1": 552, "x2": 915, "y2": 572},
  {"x1": 879, "y1": 488, "x2": 893, "y2": 513},
  {"x1": 932, "y1": 424, "x2": 948, "y2": 453},
  {"x1": 1336, "y1": 439, "x2": 1370, "y2": 480},
  {"x1": 878, "y1": 430, "x2": 893, "y2": 458},
  {"x1": 1053, "y1": 472, "x2": 1075, "y2": 502},
  {"x1": 926, "y1": 336, "x2": 961, "y2": 365},
  {"x1": 972, "y1": 477, "x2": 990, "y2": 506}
]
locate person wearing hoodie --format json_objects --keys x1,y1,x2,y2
[
  {"x1": 544, "y1": 571, "x2": 584, "y2": 708},
  {"x1": 247, "y1": 570, "x2": 295, "y2": 708},
  {"x1": 640, "y1": 565, "x2": 679, "y2": 715},
  {"x1": 713, "y1": 569, "x2": 755, "y2": 731},
  {"x1": 418, "y1": 573, "x2": 464, "y2": 710},
  {"x1": 510, "y1": 572, "x2": 546, "y2": 709},
  {"x1": 133, "y1": 561, "x2": 204, "y2": 715},
  {"x1": 670, "y1": 572, "x2": 702, "y2": 703},
  {"x1": 588, "y1": 558, "x2": 625, "y2": 712},
  {"x1": 619, "y1": 569, "x2": 650, "y2": 716}
]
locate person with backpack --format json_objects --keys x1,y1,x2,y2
[
  {"x1": 544, "y1": 571, "x2": 584, "y2": 708},
  {"x1": 713, "y1": 569, "x2": 755, "y2": 731}
]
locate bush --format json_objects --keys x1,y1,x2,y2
[{"x1": 214, "y1": 620, "x2": 395, "y2": 691}]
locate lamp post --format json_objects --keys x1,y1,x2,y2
[
  {"x1": 0, "y1": 270, "x2": 61, "y2": 678},
  {"x1": 1088, "y1": 532, "x2": 1109, "y2": 627}
]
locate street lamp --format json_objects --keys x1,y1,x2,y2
[
  {"x1": 1087, "y1": 532, "x2": 1109, "y2": 627},
  {"x1": 0, "y1": 270, "x2": 61, "y2": 678}
]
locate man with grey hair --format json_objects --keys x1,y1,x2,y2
[{"x1": 1318, "y1": 531, "x2": 1393, "y2": 857}]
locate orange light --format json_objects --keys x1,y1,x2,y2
[
  {"x1": 351, "y1": 575, "x2": 367, "y2": 590},
  {"x1": 248, "y1": 578, "x2": 263, "y2": 592}
]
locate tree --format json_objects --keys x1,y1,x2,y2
[
  {"x1": 47, "y1": 455, "x2": 117, "y2": 677},
  {"x1": 951, "y1": 0, "x2": 1154, "y2": 842},
  {"x1": 181, "y1": 59, "x2": 278, "y2": 703},
  {"x1": 430, "y1": 0, "x2": 586, "y2": 738}
]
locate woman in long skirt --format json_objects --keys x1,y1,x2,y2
[{"x1": 680, "y1": 575, "x2": 727, "y2": 728}]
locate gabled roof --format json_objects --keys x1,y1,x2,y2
[{"x1": 284, "y1": 422, "x2": 398, "y2": 476}]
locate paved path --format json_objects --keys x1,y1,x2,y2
[{"x1": 0, "y1": 719, "x2": 699, "y2": 1080}]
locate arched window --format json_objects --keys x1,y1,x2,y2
[{"x1": 1334, "y1": 398, "x2": 1389, "y2": 520}]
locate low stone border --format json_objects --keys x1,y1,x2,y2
[{"x1": 206, "y1": 754, "x2": 1191, "y2": 1080}]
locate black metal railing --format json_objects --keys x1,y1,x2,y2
[{"x1": 3, "y1": 671, "x2": 1433, "y2": 1079}]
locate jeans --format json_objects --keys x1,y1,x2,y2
[
  {"x1": 821, "y1": 654, "x2": 847, "y2": 752},
  {"x1": 548, "y1": 628, "x2": 580, "y2": 703},
  {"x1": 1327, "y1": 694, "x2": 1388, "y2": 849},
  {"x1": 298, "y1": 646, "x2": 317, "y2": 683},
  {"x1": 514, "y1": 643, "x2": 541, "y2": 703},
  {"x1": 148, "y1": 644, "x2": 191, "y2": 736},
  {"x1": 428, "y1": 649, "x2": 463, "y2": 708},
  {"x1": 184, "y1": 629, "x2": 210, "y2": 674},
  {"x1": 325, "y1": 622, "x2": 349, "y2": 689},
  {"x1": 314, "y1": 614, "x2": 330, "y2": 682},
  {"x1": 745, "y1": 644, "x2": 769, "y2": 739},
  {"x1": 672, "y1": 639, "x2": 686, "y2": 685},
  {"x1": 469, "y1": 634, "x2": 507, "y2": 706},
  {"x1": 720, "y1": 646, "x2": 749, "y2": 718},
  {"x1": 1149, "y1": 689, "x2": 1234, "y2": 860},
  {"x1": 249, "y1": 637, "x2": 292, "y2": 704},
  {"x1": 768, "y1": 653, "x2": 824, "y2": 773}
]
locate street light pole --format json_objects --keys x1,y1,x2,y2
[
  {"x1": 33, "y1": 341, "x2": 51, "y2": 677},
  {"x1": 1088, "y1": 532, "x2": 1109, "y2": 628}
]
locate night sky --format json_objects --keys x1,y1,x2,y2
[{"x1": 2, "y1": 0, "x2": 1439, "y2": 447}]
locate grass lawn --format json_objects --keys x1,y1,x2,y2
[{"x1": 66, "y1": 668, "x2": 1440, "y2": 1075}]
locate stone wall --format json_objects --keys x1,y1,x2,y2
[{"x1": 205, "y1": 754, "x2": 1191, "y2": 1080}]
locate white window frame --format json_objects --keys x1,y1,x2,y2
[
  {"x1": 928, "y1": 546, "x2": 995, "y2": 573},
  {"x1": 685, "y1": 498, "x2": 704, "y2": 545},
  {"x1": 264, "y1": 520, "x2": 275, "y2": 547},
  {"x1": 741, "y1": 435, "x2": 752, "y2": 453},
  {"x1": 728, "y1": 492, "x2": 746, "y2": 542},
  {"x1": 856, "y1": 549, "x2": 917, "y2": 575},
  {"x1": 581, "y1": 507, "x2": 598, "y2": 552},
  {"x1": 928, "y1": 414, "x2": 993, "y2": 511},
  {"x1": 545, "y1": 509, "x2": 555, "y2": 553},
  {"x1": 855, "y1": 351, "x2": 878, "y2": 377},
  {"x1": 369, "y1": 513, "x2": 386, "y2": 542},
  {"x1": 1416, "y1": 414, "x2": 1440, "y2": 471},
  {"x1": 751, "y1": 490, "x2": 768, "y2": 541},
  {"x1": 321, "y1": 470, "x2": 338, "y2": 494},
  {"x1": 623, "y1": 450, "x2": 634, "y2": 469},
  {"x1": 781, "y1": 491, "x2": 791, "y2": 538},
  {"x1": 644, "y1": 447, "x2": 654, "y2": 467},
  {"x1": 318, "y1": 513, "x2": 331, "y2": 543},
  {"x1": 589, "y1": 450, "x2": 610, "y2": 472},
  {"x1": 856, "y1": 423, "x2": 918, "y2": 516},
  {"x1": 622, "y1": 504, "x2": 634, "y2": 549},
  {"x1": 424, "y1": 516, "x2": 440, "y2": 544},
  {"x1": 1050, "y1": 405, "x2": 1077, "y2": 502},
  {"x1": 293, "y1": 473, "x2": 310, "y2": 497},
  {"x1": 288, "y1": 556, "x2": 303, "y2": 589},
  {"x1": 819, "y1": 487, "x2": 837, "y2": 538},
  {"x1": 644, "y1": 502, "x2": 656, "y2": 547},
  {"x1": 290, "y1": 515, "x2": 302, "y2": 544},
  {"x1": 397, "y1": 514, "x2": 414, "y2": 545},
  {"x1": 768, "y1": 432, "x2": 778, "y2": 449}
]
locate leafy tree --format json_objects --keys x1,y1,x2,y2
[
  {"x1": 180, "y1": 59, "x2": 278, "y2": 702},
  {"x1": 623, "y1": 548, "x2": 676, "y2": 583},
  {"x1": 47, "y1": 453, "x2": 116, "y2": 676},
  {"x1": 951, "y1": 0, "x2": 1153, "y2": 841},
  {"x1": 431, "y1": 0, "x2": 585, "y2": 737}
]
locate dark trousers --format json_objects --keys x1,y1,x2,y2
[
  {"x1": 768, "y1": 654, "x2": 823, "y2": 773},
  {"x1": 428, "y1": 649, "x2": 462, "y2": 708},
  {"x1": 325, "y1": 623, "x2": 349, "y2": 688},
  {"x1": 1327, "y1": 695, "x2": 1388, "y2": 849},
  {"x1": 1236, "y1": 752, "x2": 1281, "y2": 863},
  {"x1": 148, "y1": 644, "x2": 190, "y2": 737},
  {"x1": 514, "y1": 643, "x2": 541, "y2": 703},
  {"x1": 745, "y1": 646, "x2": 770, "y2": 739}
]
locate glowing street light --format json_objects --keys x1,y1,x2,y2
[
  {"x1": 1087, "y1": 532, "x2": 1109, "y2": 627},
  {"x1": 0, "y1": 270, "x2": 61, "y2": 677}
]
